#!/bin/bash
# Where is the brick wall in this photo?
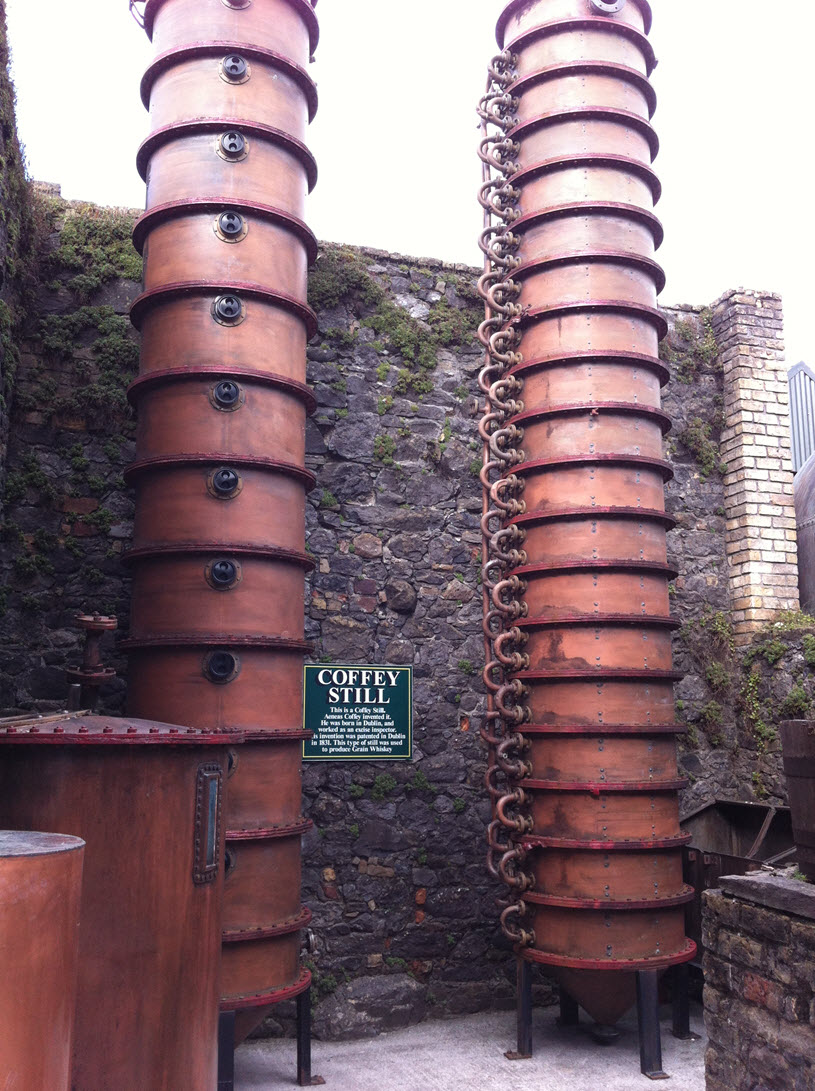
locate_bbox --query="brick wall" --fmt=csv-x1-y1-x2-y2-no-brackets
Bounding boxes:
703,873,815,1091
714,290,799,643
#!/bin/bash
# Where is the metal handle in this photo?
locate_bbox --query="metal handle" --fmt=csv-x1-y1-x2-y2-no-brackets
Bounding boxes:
128,0,146,27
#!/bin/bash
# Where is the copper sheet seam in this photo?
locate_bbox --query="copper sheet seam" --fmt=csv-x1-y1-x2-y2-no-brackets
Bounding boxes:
477,47,537,947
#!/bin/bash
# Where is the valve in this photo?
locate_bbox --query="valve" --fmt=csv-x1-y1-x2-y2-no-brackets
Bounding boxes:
213,294,244,324
219,130,247,160
204,650,241,685
222,54,248,81
210,379,243,411
216,210,246,241
208,467,242,498
206,558,240,590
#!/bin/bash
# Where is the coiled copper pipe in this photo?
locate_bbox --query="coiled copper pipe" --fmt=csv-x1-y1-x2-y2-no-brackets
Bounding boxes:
479,0,694,1028
128,0,318,1043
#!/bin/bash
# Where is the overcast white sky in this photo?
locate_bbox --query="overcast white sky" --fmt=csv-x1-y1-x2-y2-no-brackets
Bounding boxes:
5,1,813,364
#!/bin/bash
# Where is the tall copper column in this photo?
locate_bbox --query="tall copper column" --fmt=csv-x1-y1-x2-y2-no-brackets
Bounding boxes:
479,0,694,1027
128,0,319,1041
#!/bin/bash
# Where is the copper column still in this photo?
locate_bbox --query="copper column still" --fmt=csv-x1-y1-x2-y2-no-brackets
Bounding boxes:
478,0,695,1033
127,0,319,1043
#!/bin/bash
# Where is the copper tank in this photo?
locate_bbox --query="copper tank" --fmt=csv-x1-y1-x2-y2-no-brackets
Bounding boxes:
0,830,84,1091
478,0,694,1027
129,0,319,1043
0,716,231,1090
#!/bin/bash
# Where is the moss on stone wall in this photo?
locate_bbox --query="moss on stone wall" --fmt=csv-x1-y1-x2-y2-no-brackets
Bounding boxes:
0,2,43,481
42,200,143,300
309,245,479,397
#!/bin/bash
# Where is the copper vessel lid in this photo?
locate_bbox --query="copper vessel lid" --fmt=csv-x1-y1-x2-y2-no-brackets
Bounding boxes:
0,713,242,746
0,830,86,856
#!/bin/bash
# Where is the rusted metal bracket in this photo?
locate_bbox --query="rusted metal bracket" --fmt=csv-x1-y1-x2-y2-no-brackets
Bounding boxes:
297,988,325,1086
636,971,668,1080
505,959,533,1060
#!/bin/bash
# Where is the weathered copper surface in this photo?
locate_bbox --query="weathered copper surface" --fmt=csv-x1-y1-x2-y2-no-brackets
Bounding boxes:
143,0,319,68
0,831,84,1091
479,0,692,1024
132,376,308,465
128,555,307,640
132,0,318,1038
126,645,307,733
140,213,310,297
142,130,314,213
144,53,313,135
0,722,230,1090
137,295,310,381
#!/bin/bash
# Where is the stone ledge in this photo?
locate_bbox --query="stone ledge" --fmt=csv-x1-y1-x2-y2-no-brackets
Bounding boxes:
717,872,815,922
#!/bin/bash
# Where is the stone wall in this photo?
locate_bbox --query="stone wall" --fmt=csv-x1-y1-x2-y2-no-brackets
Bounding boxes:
0,2,39,501
0,192,140,710
704,873,815,1091
0,194,810,1034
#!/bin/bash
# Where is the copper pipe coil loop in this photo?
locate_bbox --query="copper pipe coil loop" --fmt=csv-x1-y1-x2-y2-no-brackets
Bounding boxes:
498,847,534,891
500,902,535,947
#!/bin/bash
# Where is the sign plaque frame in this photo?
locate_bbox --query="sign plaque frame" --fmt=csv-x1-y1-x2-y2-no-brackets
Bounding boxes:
302,664,413,761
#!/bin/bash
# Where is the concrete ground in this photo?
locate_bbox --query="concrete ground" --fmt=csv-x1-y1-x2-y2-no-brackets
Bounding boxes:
235,1003,706,1090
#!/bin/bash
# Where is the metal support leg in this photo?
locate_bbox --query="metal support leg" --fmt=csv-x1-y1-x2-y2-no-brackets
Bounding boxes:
505,957,533,1060
297,987,325,1086
636,970,668,1080
557,985,579,1027
671,962,695,1041
217,1011,235,1091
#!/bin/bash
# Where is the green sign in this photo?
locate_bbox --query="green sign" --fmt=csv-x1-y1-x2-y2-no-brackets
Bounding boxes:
303,664,413,761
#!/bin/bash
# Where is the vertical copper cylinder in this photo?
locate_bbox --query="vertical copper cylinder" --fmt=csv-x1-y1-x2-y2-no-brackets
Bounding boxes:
131,0,319,1038
486,0,693,1025
0,831,84,1091
0,718,230,1090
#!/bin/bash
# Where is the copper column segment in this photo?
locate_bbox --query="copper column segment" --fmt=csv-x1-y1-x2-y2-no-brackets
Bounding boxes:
0,831,84,1091
0,719,231,1091
128,0,319,1040
479,0,694,1027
